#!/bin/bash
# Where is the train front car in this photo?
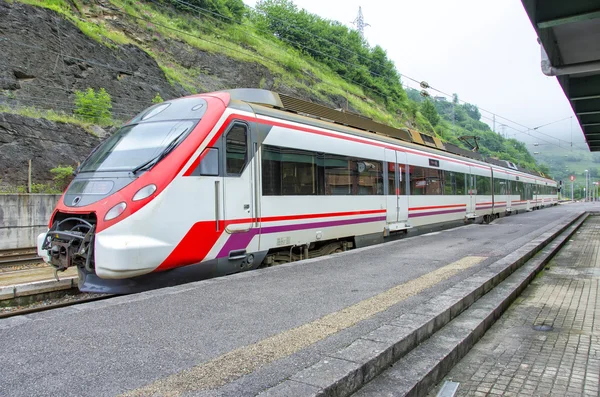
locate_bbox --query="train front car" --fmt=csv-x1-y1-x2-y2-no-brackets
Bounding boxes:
37,93,229,293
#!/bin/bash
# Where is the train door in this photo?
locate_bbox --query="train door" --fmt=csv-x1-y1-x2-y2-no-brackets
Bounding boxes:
221,121,259,267
397,152,408,224
466,167,476,216
384,149,397,224
490,168,495,214
384,149,408,232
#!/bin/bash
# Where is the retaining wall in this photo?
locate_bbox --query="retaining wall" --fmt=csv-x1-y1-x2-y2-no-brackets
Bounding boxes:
0,194,60,250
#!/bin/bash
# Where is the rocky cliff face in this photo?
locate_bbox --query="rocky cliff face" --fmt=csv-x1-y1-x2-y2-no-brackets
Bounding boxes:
0,0,183,118
0,0,292,187
0,112,101,188
0,0,356,188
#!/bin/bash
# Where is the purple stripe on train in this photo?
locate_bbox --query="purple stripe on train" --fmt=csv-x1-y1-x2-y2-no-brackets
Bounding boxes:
216,215,387,258
408,208,465,218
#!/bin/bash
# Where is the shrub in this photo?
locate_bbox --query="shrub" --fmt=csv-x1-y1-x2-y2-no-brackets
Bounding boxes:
152,93,164,104
74,87,112,125
50,165,74,191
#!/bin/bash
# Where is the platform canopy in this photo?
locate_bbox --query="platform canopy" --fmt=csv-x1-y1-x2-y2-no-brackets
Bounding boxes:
522,0,600,151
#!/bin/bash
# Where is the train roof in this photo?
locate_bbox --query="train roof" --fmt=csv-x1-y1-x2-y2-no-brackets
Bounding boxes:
221,89,555,184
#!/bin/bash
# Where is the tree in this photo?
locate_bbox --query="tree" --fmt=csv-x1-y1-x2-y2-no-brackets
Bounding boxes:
463,103,481,121
74,87,112,125
420,99,440,127
406,101,418,124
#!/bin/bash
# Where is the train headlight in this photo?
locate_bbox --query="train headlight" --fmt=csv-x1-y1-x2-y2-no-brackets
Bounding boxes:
105,202,127,221
133,184,157,201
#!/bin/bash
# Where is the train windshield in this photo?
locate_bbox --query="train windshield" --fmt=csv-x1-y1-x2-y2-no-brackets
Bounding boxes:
79,120,196,173
78,97,208,173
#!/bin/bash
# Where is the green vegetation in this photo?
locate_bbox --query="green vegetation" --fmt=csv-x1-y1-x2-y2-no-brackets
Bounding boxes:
158,0,246,23
18,0,131,47
535,147,600,198
50,165,74,191
250,0,407,112
9,0,548,176
74,87,112,125
0,165,73,194
152,93,164,104
0,104,96,132
420,100,440,128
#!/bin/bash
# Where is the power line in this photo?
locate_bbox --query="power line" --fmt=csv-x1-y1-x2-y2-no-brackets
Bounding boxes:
478,113,564,150
115,1,589,149
3,0,578,157
150,0,403,98
107,2,397,105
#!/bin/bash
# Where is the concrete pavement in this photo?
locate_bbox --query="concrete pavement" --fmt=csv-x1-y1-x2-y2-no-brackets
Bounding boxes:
0,203,592,397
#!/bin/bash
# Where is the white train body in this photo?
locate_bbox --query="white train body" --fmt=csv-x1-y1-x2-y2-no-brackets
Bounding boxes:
37,90,558,293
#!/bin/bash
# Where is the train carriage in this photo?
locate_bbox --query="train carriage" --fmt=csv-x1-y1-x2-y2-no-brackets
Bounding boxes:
37,89,558,293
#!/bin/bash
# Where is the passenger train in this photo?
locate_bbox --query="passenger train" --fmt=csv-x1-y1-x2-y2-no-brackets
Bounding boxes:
37,89,559,293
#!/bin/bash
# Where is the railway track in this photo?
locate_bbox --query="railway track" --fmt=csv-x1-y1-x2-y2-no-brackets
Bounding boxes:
0,290,114,319
0,247,42,269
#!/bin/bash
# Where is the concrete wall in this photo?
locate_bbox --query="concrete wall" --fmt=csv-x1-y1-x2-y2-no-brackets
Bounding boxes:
0,194,61,250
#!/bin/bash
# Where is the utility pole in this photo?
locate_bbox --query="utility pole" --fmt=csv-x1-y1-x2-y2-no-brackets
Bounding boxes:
493,114,496,133
352,7,370,38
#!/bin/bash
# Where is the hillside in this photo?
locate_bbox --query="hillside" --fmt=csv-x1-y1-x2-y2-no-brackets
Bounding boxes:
0,0,548,191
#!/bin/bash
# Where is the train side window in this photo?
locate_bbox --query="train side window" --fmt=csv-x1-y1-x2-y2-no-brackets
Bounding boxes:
325,154,351,195
387,162,396,195
494,178,506,195
398,164,405,195
444,171,455,195
281,148,320,195
476,175,491,195
356,160,383,195
225,123,248,175
455,172,466,195
261,145,322,196
198,148,219,176
410,166,442,195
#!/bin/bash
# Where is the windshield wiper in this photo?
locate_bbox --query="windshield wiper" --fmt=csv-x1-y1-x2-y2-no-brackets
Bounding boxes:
131,128,189,175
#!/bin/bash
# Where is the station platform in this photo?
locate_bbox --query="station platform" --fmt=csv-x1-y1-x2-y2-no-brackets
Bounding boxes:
427,211,600,397
0,203,594,397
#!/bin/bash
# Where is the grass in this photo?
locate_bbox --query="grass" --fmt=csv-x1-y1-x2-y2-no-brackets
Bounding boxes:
0,183,62,194
13,0,403,129
0,104,116,135
18,0,131,48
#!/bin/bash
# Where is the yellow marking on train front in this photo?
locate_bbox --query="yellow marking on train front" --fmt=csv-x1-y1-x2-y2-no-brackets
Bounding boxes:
123,256,486,397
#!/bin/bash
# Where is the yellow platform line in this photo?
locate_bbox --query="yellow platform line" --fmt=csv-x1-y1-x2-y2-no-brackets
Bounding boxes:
123,255,486,397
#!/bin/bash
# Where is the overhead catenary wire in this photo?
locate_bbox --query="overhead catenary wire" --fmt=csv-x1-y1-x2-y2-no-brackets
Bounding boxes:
166,0,403,91
106,1,399,103
147,0,575,151
1,1,579,155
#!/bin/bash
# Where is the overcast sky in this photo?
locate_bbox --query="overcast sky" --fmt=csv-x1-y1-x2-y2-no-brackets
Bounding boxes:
242,0,587,151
